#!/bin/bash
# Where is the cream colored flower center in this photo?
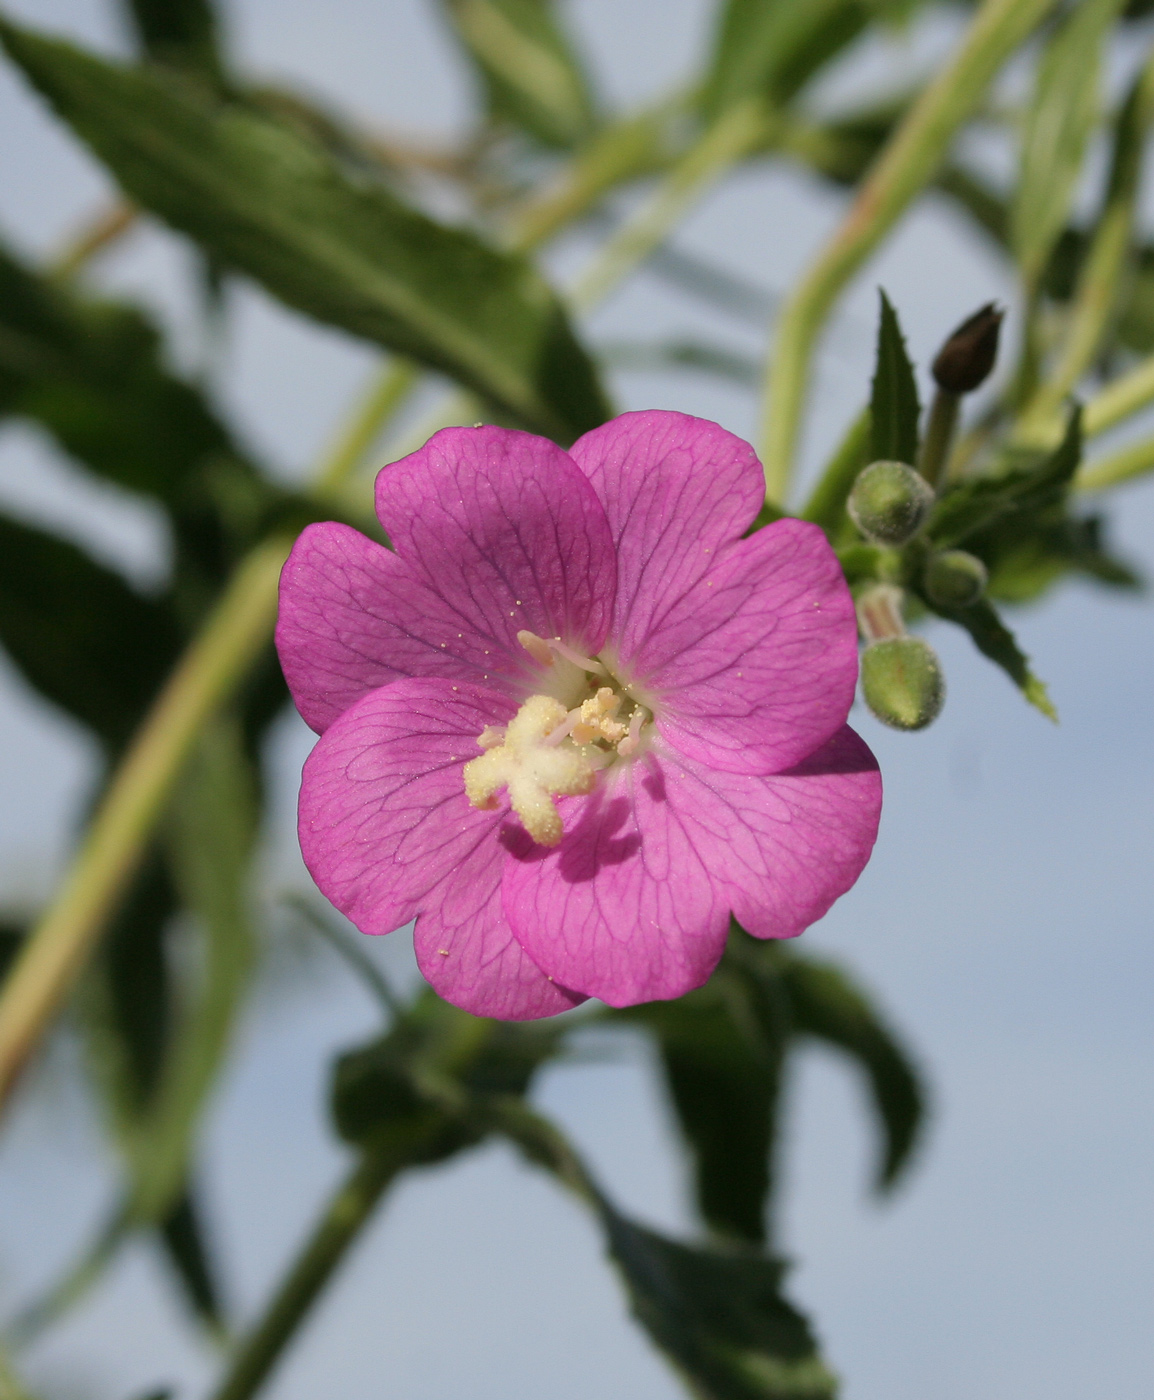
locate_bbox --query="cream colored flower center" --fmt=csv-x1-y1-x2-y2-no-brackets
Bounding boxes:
461,630,651,846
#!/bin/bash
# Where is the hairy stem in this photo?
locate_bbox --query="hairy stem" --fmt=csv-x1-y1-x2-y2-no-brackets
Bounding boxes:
758,0,1055,504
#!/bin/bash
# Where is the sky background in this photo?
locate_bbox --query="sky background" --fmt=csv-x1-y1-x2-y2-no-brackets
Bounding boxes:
0,2,1152,1398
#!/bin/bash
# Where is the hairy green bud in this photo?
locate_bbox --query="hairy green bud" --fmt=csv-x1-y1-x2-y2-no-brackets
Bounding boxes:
848,460,934,546
924,550,988,607
861,637,945,731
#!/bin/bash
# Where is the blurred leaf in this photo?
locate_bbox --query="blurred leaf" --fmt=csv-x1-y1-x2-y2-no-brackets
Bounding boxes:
0,515,180,750
967,506,1141,603
439,0,597,148
870,290,920,467
0,19,609,443
331,990,562,1156
779,955,923,1192
616,971,786,1244
701,0,874,118
929,408,1082,549
0,234,257,509
494,1100,837,1400
600,337,760,386
926,593,1057,719
1011,0,1126,289
123,0,224,81
802,407,871,536
159,1184,226,1331
0,922,23,981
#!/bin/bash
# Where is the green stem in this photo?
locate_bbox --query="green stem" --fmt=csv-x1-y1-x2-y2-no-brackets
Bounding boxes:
799,407,871,531
0,359,413,1119
758,0,1055,504
1083,352,1154,438
567,98,773,313
313,359,420,495
1076,432,1154,491
917,389,960,487
209,1148,400,1400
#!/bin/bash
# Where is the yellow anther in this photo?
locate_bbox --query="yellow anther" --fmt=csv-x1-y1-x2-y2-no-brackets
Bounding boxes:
463,695,594,846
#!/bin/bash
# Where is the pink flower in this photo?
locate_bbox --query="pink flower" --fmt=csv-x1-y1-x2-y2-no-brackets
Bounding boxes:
276,411,881,1020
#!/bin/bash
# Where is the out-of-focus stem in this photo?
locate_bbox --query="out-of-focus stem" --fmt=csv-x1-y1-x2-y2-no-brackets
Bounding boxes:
917,389,960,487
209,1147,402,1400
1083,352,1154,438
1076,433,1154,491
49,201,137,279
759,0,1055,505
0,358,413,1118
800,407,870,531
567,98,773,313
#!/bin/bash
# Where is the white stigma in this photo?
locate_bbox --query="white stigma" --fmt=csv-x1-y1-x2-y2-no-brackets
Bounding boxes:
463,695,595,847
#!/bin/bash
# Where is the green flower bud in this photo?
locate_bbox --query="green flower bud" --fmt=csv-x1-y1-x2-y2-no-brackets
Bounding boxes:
861,637,945,731
924,549,988,608
847,460,934,546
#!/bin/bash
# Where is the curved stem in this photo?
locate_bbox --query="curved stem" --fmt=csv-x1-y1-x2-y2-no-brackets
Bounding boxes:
758,0,1055,505
0,358,415,1119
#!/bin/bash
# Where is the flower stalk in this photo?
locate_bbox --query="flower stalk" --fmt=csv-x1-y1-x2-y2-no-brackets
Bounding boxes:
759,0,1055,504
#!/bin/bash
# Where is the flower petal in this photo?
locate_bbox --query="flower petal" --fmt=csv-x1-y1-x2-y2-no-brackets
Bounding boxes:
645,518,859,774
502,726,881,1007
661,726,883,940
299,676,581,1019
568,411,764,662
501,752,731,1007
376,423,617,663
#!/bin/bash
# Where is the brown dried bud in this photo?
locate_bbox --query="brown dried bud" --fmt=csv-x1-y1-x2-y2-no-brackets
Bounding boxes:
932,303,1004,394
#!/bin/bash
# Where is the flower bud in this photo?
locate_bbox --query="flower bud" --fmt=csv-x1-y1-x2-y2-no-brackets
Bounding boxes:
847,460,934,546
861,637,945,731
924,549,988,608
932,303,1003,394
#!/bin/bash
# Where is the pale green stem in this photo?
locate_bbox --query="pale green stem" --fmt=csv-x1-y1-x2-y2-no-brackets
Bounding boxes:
917,389,960,487
567,98,773,314
758,0,1055,505
1075,433,1154,491
0,359,414,1118
313,359,420,495
1083,352,1154,438
209,1146,402,1400
1017,45,1154,443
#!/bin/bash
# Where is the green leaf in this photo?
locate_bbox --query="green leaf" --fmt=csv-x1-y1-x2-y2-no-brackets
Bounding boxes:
701,0,871,118
928,408,1082,549
616,972,785,1244
0,234,258,509
870,290,920,467
603,1211,837,1400
0,514,181,750
493,1100,837,1400
122,0,224,81
801,406,871,536
159,1185,226,1331
439,0,597,148
1010,0,1127,289
924,593,1057,719
779,955,923,1192
0,19,609,444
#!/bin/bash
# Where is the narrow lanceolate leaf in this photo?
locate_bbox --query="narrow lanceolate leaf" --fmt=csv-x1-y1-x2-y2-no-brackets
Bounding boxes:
929,408,1082,548
780,956,923,1192
870,290,920,467
701,0,871,118
0,235,258,507
122,0,225,80
1010,0,1128,289
0,515,180,750
0,20,609,443
439,0,597,148
925,594,1057,720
